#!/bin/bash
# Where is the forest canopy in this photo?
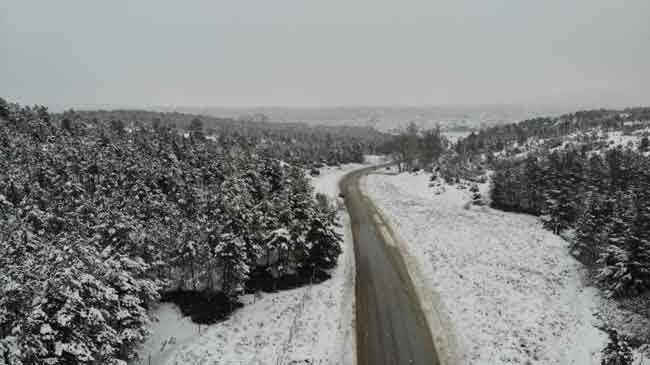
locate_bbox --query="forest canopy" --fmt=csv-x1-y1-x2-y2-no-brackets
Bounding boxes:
0,98,381,364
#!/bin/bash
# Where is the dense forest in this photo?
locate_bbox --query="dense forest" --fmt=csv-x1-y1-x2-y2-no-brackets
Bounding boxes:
0,98,381,364
70,109,390,168
490,148,650,296
448,108,650,299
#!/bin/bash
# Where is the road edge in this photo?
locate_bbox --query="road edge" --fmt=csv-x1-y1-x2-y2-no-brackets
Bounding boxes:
360,174,464,365
340,207,358,365
334,166,366,365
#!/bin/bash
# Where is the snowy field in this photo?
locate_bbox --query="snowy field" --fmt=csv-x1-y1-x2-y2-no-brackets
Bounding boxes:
364,168,609,364
133,160,378,365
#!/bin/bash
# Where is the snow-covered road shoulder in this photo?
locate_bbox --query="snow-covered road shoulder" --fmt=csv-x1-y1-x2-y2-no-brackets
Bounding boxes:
364,169,608,364
360,177,462,365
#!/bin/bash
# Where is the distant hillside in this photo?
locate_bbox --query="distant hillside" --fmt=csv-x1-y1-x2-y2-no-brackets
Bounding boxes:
40,106,390,168
152,105,571,132
69,109,388,141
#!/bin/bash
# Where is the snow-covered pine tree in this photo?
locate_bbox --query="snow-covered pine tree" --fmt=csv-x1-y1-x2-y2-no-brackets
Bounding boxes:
305,203,343,277
541,187,572,234
215,232,249,301
489,169,509,210
572,193,615,264
523,154,544,214
586,153,609,194
598,192,650,297
264,228,292,285
286,166,316,272
541,159,578,235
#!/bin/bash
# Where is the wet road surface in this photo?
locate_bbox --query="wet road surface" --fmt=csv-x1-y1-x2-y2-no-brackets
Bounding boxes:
340,166,440,365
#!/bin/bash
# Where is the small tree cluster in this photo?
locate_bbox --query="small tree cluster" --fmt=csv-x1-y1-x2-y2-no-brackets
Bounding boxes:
381,122,447,172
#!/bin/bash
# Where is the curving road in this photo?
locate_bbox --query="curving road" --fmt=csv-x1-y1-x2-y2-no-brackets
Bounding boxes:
340,166,440,365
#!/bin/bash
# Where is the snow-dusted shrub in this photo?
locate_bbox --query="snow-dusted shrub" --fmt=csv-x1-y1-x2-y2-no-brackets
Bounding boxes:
601,329,634,365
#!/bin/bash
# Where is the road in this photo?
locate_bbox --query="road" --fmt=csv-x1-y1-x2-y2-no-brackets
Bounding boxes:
340,166,440,365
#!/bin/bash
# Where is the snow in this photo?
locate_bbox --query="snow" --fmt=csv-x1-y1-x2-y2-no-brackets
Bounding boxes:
310,164,364,199
444,131,472,142
633,347,650,364
135,160,378,365
606,131,640,148
309,155,385,199
131,303,200,365
364,168,608,364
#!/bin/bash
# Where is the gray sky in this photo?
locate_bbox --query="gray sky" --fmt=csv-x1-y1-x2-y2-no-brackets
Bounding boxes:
1,0,649,109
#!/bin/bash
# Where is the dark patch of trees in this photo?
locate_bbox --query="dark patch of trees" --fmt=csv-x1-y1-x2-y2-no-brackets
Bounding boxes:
381,122,447,172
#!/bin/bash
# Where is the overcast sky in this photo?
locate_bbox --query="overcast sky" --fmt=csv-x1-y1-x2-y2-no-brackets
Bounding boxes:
1,0,649,109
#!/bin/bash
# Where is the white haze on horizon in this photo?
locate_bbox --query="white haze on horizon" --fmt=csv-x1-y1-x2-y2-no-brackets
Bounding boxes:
2,0,649,109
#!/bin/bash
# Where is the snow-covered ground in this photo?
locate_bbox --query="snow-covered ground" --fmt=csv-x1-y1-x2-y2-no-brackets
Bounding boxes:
444,130,472,143
132,303,201,365
364,168,609,364
133,159,380,365
605,130,646,149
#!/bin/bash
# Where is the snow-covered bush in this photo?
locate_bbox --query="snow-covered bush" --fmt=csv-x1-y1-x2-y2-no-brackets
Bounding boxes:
601,329,634,365
469,184,483,206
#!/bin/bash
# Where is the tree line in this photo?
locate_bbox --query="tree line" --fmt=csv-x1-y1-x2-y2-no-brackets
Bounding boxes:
454,107,650,158
490,146,650,297
451,106,650,299
0,98,352,364
380,122,447,172
70,109,389,168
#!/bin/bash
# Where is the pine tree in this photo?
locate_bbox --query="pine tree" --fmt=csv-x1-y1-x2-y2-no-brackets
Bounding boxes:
572,193,615,264
264,228,292,282
490,169,509,210
523,155,544,214
0,97,9,120
215,233,249,300
598,193,650,297
305,207,343,276
541,160,578,235
586,153,609,195
541,187,573,234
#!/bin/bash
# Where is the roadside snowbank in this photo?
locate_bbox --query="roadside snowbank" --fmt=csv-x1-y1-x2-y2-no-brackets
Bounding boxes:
364,168,608,364
135,161,370,365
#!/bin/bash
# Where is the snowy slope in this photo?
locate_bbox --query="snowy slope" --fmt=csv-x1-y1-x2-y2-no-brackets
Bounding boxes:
134,161,371,365
364,168,608,364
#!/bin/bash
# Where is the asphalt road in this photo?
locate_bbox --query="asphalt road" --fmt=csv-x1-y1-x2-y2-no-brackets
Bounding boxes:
340,166,440,365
